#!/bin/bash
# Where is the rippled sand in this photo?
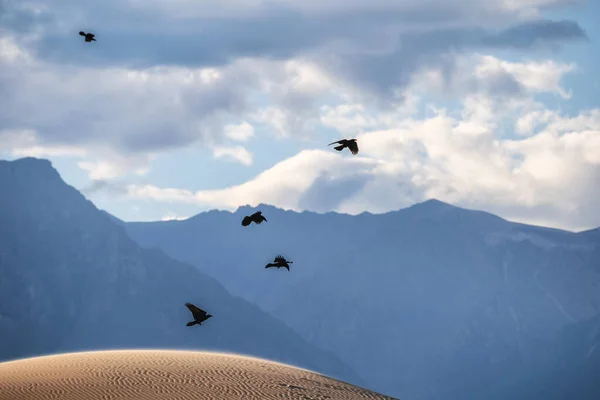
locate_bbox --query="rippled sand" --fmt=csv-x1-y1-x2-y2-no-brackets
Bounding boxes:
0,350,398,400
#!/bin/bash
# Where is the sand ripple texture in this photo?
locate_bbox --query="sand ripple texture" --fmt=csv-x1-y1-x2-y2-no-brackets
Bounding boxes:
0,350,398,400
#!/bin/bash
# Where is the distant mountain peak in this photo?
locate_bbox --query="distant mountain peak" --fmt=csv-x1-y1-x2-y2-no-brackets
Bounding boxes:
404,198,458,215
414,198,456,209
0,157,62,182
234,203,287,214
2,156,53,168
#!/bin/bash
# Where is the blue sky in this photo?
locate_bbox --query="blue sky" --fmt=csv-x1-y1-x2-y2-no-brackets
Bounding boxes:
1,0,599,231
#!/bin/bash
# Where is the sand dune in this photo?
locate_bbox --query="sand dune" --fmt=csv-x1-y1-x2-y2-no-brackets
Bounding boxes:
0,350,398,400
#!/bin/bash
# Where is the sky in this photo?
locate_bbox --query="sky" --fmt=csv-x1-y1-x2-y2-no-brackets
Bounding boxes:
1,0,599,231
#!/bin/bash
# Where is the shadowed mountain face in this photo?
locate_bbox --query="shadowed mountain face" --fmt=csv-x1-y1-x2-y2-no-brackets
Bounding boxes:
479,312,600,400
124,200,600,399
0,158,366,390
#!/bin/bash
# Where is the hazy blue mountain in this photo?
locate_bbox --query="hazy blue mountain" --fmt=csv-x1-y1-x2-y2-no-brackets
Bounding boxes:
124,199,600,399
480,311,600,400
0,157,367,391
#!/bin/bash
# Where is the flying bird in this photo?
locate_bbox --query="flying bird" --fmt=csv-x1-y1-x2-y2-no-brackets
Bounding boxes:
265,255,293,271
79,31,96,42
184,302,213,326
242,211,268,226
328,138,359,155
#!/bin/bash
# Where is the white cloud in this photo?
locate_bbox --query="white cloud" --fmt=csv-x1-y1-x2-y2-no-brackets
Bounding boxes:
475,56,576,98
161,211,188,221
0,37,347,179
121,54,600,231
0,0,594,231
212,145,253,166
77,152,154,180
127,185,197,204
224,122,255,142
515,110,557,135
0,37,32,63
411,54,575,100
0,129,88,158
131,0,575,22
127,149,378,210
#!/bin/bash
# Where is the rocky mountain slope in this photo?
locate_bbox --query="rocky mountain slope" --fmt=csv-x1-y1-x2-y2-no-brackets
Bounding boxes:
125,199,600,399
0,157,365,390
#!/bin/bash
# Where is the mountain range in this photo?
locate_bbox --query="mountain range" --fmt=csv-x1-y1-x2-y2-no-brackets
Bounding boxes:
0,157,364,390
124,193,600,399
2,156,600,400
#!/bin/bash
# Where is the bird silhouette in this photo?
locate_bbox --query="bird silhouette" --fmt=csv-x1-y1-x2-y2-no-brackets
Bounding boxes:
184,303,213,326
79,31,96,42
242,211,268,226
265,255,293,271
328,138,359,155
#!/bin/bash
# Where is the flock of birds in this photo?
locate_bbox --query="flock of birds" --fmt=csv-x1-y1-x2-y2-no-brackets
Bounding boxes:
79,30,360,328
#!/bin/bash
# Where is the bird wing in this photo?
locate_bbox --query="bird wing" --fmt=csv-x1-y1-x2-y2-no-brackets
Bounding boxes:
327,139,345,146
79,31,86,36
348,140,359,155
274,255,285,263
241,216,252,226
185,303,207,319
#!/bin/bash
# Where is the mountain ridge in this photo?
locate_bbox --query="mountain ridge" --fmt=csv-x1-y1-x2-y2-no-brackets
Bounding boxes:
123,184,600,399
120,198,597,235
0,157,366,389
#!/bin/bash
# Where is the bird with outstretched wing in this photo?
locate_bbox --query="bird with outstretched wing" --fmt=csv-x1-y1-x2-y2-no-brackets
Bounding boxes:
185,302,213,326
241,210,267,226
328,138,359,155
265,255,293,271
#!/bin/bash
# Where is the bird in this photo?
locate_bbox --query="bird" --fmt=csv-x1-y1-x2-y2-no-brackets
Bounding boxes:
265,255,293,271
184,302,213,326
79,31,96,42
241,211,267,226
328,138,359,155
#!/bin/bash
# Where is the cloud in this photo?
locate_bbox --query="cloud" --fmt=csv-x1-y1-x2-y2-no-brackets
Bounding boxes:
2,1,587,94
297,170,373,212
78,158,150,180
224,122,255,142
0,1,588,180
80,179,129,197
0,129,88,157
0,42,261,154
1,0,595,230
0,37,339,179
161,211,188,221
126,149,380,209
212,145,253,166
121,54,600,231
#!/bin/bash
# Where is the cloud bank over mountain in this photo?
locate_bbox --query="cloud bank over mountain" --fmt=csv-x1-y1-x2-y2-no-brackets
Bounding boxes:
0,0,598,230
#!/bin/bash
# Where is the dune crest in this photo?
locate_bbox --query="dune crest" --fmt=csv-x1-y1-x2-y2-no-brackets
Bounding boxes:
0,350,398,399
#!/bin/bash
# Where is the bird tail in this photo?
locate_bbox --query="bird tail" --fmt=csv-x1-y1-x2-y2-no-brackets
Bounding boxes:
186,321,198,327
334,145,344,151
241,217,252,226
92,38,97,41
